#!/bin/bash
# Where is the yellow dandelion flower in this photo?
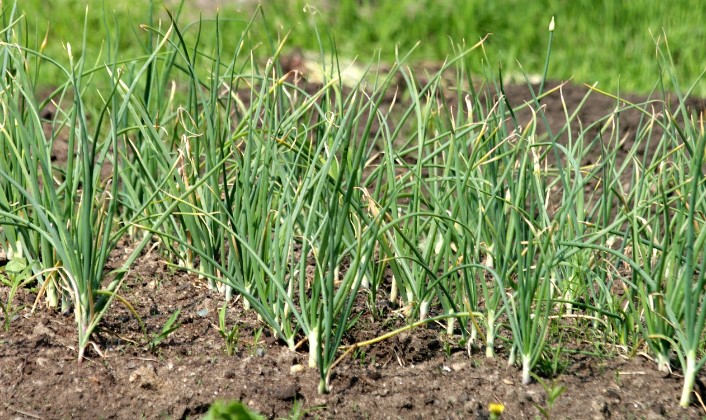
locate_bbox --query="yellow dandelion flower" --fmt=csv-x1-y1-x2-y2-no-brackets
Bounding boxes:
489,402,505,419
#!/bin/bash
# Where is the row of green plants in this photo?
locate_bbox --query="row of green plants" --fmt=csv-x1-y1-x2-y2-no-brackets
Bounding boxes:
1,3,706,407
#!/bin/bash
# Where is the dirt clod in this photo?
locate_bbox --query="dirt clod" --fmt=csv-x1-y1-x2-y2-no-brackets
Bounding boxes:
270,381,301,401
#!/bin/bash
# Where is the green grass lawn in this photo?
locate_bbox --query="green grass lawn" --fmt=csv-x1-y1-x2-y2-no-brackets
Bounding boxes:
15,0,706,95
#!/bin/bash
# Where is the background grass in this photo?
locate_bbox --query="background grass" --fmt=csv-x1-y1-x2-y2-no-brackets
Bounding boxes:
17,0,706,95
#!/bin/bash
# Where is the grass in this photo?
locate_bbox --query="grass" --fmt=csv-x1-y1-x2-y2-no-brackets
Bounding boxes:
16,0,706,95
2,0,706,410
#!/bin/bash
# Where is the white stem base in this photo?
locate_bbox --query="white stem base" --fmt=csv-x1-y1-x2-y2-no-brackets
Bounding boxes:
486,310,495,358
389,276,398,303
522,354,532,385
419,300,429,321
680,353,696,408
46,279,59,309
655,352,671,373
308,328,319,368
469,324,477,346
508,346,516,367
318,378,328,394
446,311,455,335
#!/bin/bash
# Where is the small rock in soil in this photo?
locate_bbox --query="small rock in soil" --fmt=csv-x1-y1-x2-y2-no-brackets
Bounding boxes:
289,364,305,375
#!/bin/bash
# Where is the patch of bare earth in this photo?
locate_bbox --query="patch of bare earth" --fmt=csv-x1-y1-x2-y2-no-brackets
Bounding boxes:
0,249,702,419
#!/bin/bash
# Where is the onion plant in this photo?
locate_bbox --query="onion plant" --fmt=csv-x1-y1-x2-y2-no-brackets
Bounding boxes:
492,113,554,385
130,13,404,394
0,3,61,309
0,5,186,361
653,52,706,406
0,10,127,359
671,114,706,407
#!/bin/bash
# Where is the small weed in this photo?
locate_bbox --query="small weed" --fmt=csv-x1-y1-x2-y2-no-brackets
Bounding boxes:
353,348,368,365
442,336,454,358
280,400,304,420
531,373,567,420
218,302,240,356
534,343,570,378
0,257,32,331
250,327,264,356
203,400,264,420
146,309,181,353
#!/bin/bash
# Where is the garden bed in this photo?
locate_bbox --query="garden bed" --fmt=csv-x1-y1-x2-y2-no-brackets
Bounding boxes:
2,80,705,419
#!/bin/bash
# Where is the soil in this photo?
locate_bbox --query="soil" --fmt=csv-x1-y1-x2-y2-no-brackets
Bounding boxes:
1,243,704,420
2,78,706,419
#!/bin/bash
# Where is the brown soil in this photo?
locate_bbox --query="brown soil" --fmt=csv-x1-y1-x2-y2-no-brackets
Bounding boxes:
1,249,703,419
2,81,706,419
